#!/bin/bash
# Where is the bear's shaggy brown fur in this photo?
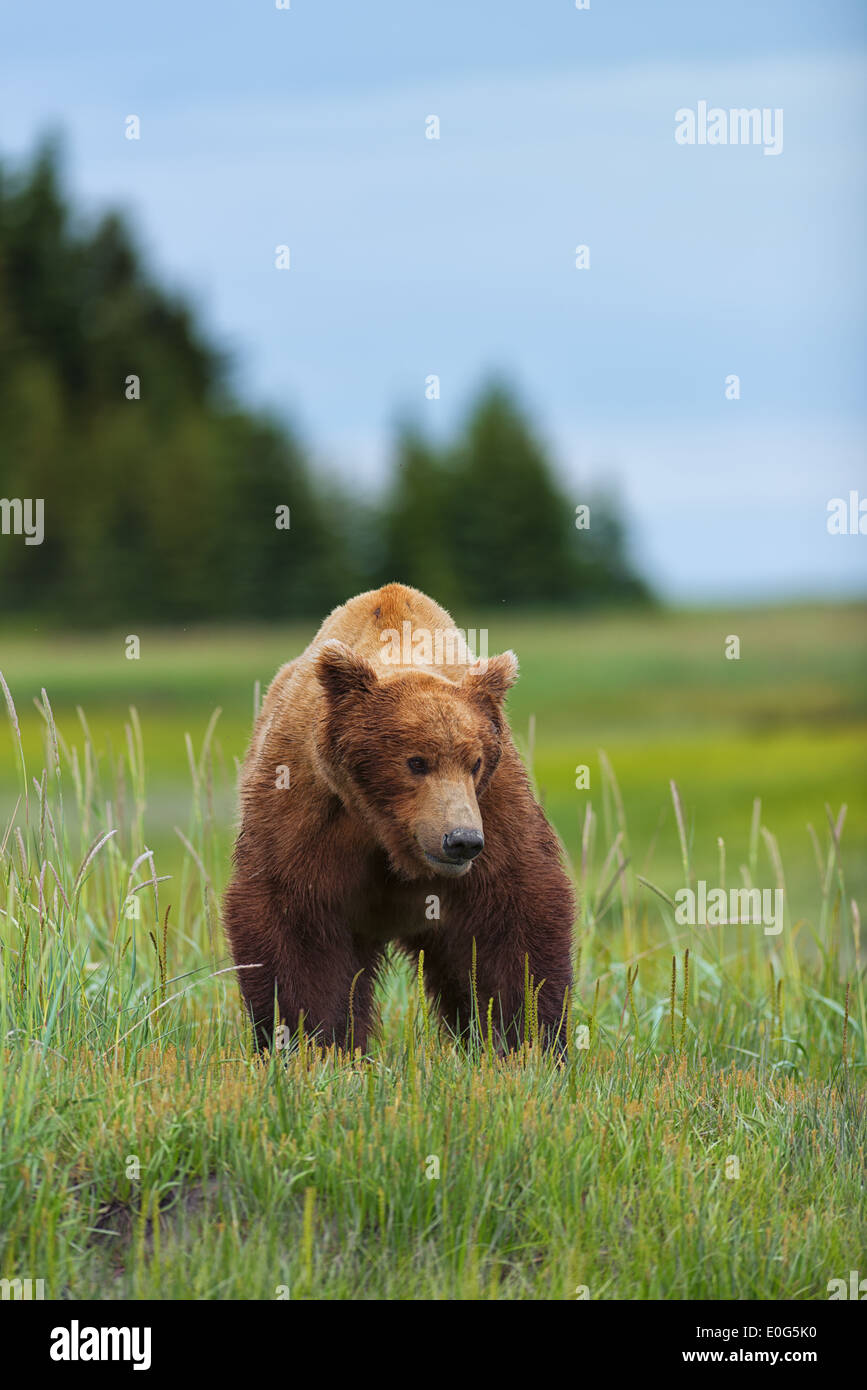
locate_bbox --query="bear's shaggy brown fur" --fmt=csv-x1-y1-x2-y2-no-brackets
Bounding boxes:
224,583,574,1054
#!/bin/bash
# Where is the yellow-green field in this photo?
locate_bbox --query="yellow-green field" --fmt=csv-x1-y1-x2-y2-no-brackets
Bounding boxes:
2,603,865,901
0,603,864,1299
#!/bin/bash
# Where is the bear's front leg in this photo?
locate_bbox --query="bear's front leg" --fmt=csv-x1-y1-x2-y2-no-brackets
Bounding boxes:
407,851,574,1057
223,873,382,1053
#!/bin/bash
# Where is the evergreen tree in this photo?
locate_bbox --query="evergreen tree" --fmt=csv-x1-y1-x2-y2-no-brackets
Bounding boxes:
0,141,350,624
0,142,651,625
376,429,457,606
439,383,650,610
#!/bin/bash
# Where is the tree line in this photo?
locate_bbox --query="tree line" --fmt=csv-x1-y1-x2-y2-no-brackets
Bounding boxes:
0,143,652,626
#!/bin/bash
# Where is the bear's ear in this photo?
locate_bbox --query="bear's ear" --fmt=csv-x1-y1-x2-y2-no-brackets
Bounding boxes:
315,640,378,701
460,650,519,706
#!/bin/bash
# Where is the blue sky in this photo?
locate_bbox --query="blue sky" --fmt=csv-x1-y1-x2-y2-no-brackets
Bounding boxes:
3,0,866,600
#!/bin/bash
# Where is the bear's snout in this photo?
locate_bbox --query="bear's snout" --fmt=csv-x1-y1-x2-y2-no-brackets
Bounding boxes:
442,827,484,862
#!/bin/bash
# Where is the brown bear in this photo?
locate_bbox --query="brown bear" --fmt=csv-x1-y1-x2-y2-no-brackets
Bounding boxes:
224,583,574,1055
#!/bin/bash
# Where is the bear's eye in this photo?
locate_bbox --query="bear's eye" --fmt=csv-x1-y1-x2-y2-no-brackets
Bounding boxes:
472,757,482,776
407,756,428,775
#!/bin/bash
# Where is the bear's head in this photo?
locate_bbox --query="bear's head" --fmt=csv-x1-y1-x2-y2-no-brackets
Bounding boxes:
313,640,518,879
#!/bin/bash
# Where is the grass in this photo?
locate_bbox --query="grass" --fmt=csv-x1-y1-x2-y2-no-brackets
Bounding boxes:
0,602,864,1300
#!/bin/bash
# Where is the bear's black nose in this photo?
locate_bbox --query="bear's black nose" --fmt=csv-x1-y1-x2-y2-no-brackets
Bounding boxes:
442,828,484,862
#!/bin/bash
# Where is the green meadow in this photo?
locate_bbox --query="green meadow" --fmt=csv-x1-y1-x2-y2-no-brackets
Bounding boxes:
2,602,865,901
0,602,864,1299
